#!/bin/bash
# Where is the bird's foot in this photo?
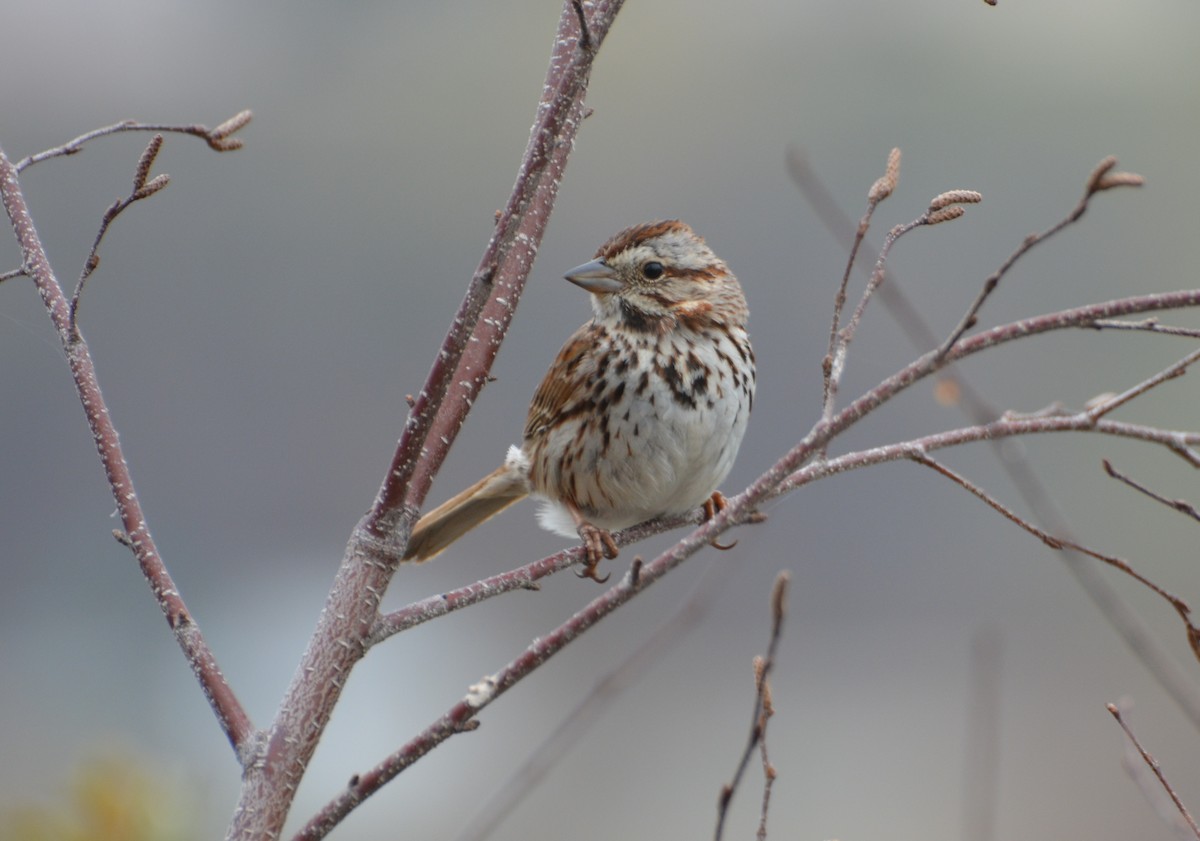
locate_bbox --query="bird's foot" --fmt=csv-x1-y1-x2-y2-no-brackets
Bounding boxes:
702,491,737,551
576,522,618,582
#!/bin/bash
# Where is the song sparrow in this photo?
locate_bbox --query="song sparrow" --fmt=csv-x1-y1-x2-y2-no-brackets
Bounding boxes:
403,220,755,580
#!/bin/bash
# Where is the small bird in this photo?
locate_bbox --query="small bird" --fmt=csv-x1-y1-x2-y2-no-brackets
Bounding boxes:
403,220,755,581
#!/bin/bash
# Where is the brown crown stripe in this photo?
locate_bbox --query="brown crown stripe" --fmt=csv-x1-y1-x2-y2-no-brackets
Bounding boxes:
593,219,693,260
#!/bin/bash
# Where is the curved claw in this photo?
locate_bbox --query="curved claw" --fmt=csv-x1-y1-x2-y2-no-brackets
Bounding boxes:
710,536,738,551
576,521,618,584
576,562,611,584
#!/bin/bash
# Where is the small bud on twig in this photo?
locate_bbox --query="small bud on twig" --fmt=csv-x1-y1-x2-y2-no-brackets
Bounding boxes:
868,147,902,202
929,189,983,211
927,206,966,226
206,110,253,151
133,135,164,192
210,110,253,141
133,173,171,201
1085,156,1144,196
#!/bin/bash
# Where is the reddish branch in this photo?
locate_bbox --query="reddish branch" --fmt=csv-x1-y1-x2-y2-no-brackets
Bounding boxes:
0,135,255,757
1104,459,1200,524
12,111,251,171
911,454,1200,659
714,572,788,841
1108,703,1200,839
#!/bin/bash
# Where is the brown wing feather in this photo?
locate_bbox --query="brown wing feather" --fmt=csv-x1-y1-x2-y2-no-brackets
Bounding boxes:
523,323,599,444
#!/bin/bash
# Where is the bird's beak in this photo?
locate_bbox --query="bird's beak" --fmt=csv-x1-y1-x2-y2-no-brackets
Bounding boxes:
564,259,624,295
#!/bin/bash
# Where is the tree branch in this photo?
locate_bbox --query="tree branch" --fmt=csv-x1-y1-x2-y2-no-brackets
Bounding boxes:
910,454,1200,660
1103,459,1200,524
0,141,255,759
13,111,252,171
933,156,1143,361
70,134,171,333
1108,703,1200,840
714,572,789,841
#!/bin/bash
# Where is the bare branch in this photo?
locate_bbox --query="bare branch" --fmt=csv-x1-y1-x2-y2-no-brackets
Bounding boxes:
0,266,26,283
827,187,981,423
1108,703,1200,840
14,111,252,170
0,145,254,758
910,453,1200,662
368,511,695,645
934,156,1144,361
821,147,899,427
1085,345,1200,421
1104,460,1200,524
1092,318,1200,339
70,135,171,332
715,571,789,841
781,418,1199,497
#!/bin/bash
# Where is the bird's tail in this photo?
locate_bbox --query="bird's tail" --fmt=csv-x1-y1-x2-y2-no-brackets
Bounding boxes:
403,447,531,562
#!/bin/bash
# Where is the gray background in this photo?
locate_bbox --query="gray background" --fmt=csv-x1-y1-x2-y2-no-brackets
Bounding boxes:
2,0,1199,838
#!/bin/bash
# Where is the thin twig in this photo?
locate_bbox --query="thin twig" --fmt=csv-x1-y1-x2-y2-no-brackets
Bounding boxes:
714,571,789,841
781,418,1200,495
826,217,921,393
821,147,899,421
1108,703,1200,840
1086,345,1200,421
1092,318,1200,340
754,658,777,841
0,266,25,282
13,111,252,171
1104,460,1200,524
828,189,980,416
70,134,171,333
933,156,1143,361
910,453,1200,662
0,144,254,758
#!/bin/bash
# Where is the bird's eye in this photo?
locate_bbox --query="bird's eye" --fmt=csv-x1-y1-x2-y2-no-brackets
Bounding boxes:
642,261,664,280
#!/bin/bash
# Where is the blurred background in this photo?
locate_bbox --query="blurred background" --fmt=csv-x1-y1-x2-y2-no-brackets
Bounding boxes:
2,0,1199,838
